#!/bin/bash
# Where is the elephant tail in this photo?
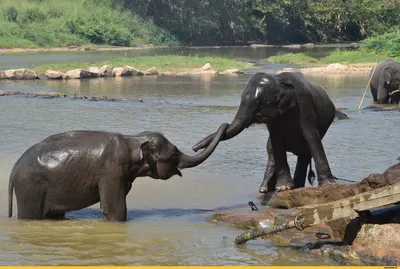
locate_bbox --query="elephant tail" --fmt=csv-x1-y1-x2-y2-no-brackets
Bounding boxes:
307,160,316,186
8,180,13,218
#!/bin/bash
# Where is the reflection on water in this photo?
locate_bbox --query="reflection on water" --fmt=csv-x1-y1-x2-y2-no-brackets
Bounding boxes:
0,67,398,265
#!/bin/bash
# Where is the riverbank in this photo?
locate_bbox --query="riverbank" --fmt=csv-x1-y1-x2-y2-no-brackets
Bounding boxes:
210,163,400,266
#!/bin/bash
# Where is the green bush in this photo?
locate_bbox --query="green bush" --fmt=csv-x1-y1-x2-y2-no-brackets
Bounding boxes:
362,29,400,57
4,6,18,22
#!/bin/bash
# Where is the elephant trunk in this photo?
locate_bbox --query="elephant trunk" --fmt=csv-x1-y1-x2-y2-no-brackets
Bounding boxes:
178,123,229,169
192,109,251,152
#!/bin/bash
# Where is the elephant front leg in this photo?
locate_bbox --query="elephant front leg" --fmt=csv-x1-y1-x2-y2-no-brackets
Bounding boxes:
299,108,336,186
98,177,128,221
270,132,294,191
259,137,277,193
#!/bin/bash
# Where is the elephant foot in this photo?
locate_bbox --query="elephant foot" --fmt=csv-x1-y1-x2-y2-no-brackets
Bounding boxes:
318,177,336,186
275,179,294,192
259,186,268,193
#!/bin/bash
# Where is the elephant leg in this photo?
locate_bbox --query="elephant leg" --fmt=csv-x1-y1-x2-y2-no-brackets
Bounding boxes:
270,132,293,192
299,110,336,186
259,137,277,193
292,154,310,188
15,180,47,219
45,211,66,220
98,175,128,222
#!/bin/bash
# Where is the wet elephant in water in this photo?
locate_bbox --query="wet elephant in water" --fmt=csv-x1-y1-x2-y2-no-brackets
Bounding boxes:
193,72,341,192
370,60,400,104
8,124,228,221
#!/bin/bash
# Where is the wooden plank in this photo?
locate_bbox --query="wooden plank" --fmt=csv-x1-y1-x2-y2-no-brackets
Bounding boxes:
298,183,400,227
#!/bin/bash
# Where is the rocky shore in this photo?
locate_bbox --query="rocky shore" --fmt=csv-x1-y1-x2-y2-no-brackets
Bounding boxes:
210,163,400,266
0,61,376,82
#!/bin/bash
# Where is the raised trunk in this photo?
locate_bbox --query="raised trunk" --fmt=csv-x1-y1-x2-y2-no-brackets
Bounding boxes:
192,111,250,152
178,123,229,169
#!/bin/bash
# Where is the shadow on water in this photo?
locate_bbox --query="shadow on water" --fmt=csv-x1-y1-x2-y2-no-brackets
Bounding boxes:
63,204,246,221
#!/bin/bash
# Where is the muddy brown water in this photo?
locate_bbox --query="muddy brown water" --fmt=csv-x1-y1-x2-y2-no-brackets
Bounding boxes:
0,50,399,265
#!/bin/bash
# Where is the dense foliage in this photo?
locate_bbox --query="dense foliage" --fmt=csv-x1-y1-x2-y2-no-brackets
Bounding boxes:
0,0,399,48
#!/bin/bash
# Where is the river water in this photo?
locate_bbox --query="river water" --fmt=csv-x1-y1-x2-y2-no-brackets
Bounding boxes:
0,47,399,265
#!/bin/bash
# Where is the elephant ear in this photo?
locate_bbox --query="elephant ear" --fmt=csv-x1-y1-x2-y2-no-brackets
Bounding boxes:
276,76,297,115
140,141,158,174
383,67,392,84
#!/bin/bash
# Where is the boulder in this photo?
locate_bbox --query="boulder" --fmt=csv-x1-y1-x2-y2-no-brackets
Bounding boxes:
2,69,38,79
64,69,97,79
112,67,133,77
124,66,139,74
326,63,349,71
15,69,38,79
5,90,21,96
88,66,99,76
99,65,113,77
45,70,65,79
200,63,213,71
0,90,5,96
146,67,159,75
352,224,400,265
0,70,6,79
219,69,244,75
264,163,400,209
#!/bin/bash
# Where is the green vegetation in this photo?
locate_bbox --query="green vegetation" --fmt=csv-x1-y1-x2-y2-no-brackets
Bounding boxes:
0,0,399,48
0,0,179,48
31,55,252,73
267,29,400,65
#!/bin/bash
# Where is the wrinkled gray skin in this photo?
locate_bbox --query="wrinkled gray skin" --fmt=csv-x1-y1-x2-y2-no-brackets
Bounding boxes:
193,72,337,192
9,124,228,221
370,60,400,104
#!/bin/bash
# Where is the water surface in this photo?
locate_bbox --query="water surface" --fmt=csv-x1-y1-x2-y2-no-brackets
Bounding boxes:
0,51,398,266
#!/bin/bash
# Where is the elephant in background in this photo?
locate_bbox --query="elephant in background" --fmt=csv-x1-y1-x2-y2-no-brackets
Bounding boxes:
193,72,340,193
9,124,228,221
370,60,400,104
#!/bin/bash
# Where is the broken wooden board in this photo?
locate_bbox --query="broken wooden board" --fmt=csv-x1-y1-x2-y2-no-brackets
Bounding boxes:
235,182,400,244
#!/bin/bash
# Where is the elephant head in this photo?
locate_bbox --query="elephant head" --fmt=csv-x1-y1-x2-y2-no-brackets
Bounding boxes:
192,72,298,152
378,61,400,104
136,123,228,179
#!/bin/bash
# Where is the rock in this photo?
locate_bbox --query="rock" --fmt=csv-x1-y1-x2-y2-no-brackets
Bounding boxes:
0,90,5,96
352,224,400,265
0,70,6,79
64,69,97,79
265,163,400,209
2,69,38,79
45,70,65,79
219,69,244,75
200,63,213,71
326,63,349,71
5,90,21,96
4,70,16,79
88,66,99,76
99,65,113,77
112,67,133,77
15,69,38,79
146,67,158,75
124,66,139,74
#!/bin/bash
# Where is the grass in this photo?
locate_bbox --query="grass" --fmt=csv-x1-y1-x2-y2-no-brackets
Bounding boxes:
266,53,319,65
0,0,179,48
31,55,252,73
267,49,399,66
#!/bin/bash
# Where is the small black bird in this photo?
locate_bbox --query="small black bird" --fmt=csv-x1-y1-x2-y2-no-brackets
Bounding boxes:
248,201,258,211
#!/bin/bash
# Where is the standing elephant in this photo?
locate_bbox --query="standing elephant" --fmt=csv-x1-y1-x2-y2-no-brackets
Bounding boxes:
370,60,400,104
9,124,228,221
192,72,339,193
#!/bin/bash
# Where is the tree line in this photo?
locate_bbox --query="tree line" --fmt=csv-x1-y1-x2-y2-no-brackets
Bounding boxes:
118,0,399,45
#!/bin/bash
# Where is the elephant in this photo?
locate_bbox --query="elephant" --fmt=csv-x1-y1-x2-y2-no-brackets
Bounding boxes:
8,124,228,221
192,72,339,193
370,60,400,104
